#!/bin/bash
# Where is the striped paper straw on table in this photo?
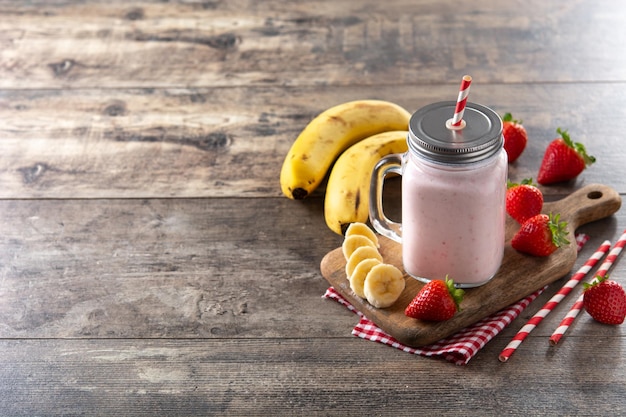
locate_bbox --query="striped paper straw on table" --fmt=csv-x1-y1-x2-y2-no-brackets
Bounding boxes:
449,75,472,127
549,229,626,346
498,240,611,362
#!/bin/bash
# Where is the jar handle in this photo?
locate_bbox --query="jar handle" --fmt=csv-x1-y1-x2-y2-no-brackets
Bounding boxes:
369,153,404,243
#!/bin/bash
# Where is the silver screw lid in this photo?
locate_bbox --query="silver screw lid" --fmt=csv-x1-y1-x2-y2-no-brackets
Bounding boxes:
408,101,503,164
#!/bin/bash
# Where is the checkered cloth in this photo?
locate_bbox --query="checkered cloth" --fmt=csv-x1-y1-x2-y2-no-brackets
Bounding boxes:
323,233,589,365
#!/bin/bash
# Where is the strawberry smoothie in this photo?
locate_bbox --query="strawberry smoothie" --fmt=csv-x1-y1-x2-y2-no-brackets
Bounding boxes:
401,149,507,286
370,101,506,287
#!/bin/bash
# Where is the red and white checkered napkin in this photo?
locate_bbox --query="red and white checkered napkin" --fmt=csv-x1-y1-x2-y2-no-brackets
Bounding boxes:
323,233,589,366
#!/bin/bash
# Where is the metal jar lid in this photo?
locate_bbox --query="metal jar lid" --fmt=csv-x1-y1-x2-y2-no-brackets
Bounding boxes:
408,101,503,164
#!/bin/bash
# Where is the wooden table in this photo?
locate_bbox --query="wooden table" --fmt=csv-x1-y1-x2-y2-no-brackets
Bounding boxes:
1,1,625,415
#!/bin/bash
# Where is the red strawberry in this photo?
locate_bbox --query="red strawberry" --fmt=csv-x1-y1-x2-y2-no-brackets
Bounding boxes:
502,113,528,163
506,178,544,224
511,213,569,257
583,275,626,325
405,276,464,322
537,128,595,185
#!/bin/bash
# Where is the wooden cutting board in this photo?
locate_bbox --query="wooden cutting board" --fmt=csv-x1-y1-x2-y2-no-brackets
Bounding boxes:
320,183,622,347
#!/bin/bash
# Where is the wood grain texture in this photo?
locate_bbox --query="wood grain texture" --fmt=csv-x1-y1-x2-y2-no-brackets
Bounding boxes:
0,1,625,88
0,195,623,342
0,197,351,338
0,83,625,198
0,337,625,416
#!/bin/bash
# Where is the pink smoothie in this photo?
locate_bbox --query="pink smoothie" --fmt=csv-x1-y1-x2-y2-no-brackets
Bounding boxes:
401,149,507,286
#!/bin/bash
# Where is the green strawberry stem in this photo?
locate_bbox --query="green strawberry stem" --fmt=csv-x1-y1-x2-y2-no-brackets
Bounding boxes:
502,112,523,124
507,178,535,189
556,128,596,166
548,213,570,248
583,274,609,290
445,275,465,311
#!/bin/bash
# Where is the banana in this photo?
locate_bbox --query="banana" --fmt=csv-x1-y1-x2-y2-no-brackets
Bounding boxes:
363,263,405,308
342,234,378,260
349,258,382,298
324,130,408,235
280,100,411,200
345,246,383,278
344,222,379,247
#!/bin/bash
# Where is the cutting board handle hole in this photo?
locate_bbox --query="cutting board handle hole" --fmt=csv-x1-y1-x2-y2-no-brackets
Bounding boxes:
587,191,603,200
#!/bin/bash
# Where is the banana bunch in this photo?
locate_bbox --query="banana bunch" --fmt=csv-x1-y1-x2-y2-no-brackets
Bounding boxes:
279,99,410,235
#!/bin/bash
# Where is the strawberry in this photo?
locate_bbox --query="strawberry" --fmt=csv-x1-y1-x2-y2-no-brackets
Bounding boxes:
511,213,569,257
537,128,595,185
502,113,528,163
583,275,626,325
506,178,544,224
404,276,464,322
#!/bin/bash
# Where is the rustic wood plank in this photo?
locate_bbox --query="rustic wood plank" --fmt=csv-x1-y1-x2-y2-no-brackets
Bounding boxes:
0,0,625,89
0,197,347,338
0,337,624,416
0,83,625,199
0,197,623,340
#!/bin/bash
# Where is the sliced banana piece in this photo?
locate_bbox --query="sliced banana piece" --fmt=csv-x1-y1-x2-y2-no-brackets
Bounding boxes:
349,258,382,298
344,222,379,248
363,264,405,308
345,246,383,278
342,234,378,260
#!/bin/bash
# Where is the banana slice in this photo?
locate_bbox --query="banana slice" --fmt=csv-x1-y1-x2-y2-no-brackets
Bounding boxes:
345,246,383,278
342,234,378,260
344,222,379,248
349,258,382,298
363,264,405,308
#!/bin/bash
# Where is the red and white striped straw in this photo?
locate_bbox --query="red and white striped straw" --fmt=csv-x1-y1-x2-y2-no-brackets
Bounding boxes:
498,240,611,362
549,229,626,346
450,75,472,127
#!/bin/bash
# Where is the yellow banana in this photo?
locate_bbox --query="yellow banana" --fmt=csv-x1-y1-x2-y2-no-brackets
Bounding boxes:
324,130,408,235
344,222,379,247
349,258,382,299
345,246,383,279
280,100,411,200
363,263,405,308
342,234,378,260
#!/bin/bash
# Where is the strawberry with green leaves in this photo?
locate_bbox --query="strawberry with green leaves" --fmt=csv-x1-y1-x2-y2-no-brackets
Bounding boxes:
405,276,464,322
511,213,569,257
502,113,528,163
583,275,626,325
537,128,595,185
506,178,543,224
